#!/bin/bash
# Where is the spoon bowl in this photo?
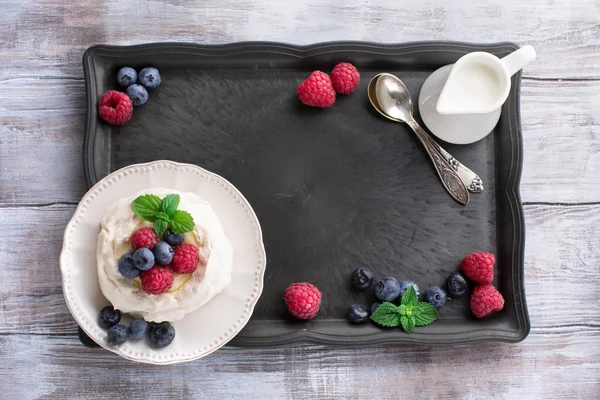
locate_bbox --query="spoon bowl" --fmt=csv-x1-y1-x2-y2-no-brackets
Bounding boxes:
368,74,394,120
368,73,413,122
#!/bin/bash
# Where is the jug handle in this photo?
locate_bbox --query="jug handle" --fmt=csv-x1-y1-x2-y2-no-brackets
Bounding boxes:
501,45,536,77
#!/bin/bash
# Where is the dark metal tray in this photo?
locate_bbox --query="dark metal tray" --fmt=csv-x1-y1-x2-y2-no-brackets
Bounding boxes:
82,42,528,346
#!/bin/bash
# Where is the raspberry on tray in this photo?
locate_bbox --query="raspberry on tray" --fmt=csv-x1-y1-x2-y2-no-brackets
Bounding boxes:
470,284,505,318
297,71,336,108
284,282,322,320
98,90,133,125
330,62,360,94
461,252,495,285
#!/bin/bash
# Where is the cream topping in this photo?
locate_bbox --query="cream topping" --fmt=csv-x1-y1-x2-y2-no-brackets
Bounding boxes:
97,188,233,321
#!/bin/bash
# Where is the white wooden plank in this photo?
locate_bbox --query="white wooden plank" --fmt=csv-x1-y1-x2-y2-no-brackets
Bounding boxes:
521,79,600,202
1,0,600,398
0,0,599,80
0,78,87,204
1,204,599,337
1,78,599,204
0,332,597,400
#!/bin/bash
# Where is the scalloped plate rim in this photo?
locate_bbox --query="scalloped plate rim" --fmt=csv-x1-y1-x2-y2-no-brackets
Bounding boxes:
60,160,266,364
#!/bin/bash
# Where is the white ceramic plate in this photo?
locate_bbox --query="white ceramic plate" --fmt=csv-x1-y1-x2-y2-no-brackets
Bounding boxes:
60,160,266,364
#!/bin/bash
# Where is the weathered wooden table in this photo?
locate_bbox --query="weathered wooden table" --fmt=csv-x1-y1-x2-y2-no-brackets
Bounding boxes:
1,1,599,398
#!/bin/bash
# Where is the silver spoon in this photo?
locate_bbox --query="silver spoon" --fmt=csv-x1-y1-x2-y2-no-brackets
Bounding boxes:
368,73,470,205
369,73,483,194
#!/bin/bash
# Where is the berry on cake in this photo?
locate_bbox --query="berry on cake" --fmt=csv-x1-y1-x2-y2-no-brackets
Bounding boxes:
96,189,234,346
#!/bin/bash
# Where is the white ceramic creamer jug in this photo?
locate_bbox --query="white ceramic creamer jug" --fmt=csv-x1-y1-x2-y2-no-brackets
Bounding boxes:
436,45,536,115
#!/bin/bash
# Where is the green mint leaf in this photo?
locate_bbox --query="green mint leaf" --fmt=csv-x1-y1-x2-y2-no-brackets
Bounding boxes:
400,315,415,334
401,285,418,306
160,194,180,217
413,302,440,326
399,304,407,316
370,302,402,327
131,194,161,222
155,211,171,222
154,218,169,237
169,210,195,234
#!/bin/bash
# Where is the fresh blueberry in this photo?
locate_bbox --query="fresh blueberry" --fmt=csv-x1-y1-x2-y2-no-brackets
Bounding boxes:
153,241,174,265
351,267,374,290
399,280,420,297
138,67,161,90
129,319,149,340
118,252,139,278
447,272,469,297
107,324,130,345
133,248,155,271
370,302,382,315
347,304,369,324
375,276,401,302
149,321,175,348
126,84,148,106
425,286,447,309
117,67,137,87
163,228,184,246
99,305,121,328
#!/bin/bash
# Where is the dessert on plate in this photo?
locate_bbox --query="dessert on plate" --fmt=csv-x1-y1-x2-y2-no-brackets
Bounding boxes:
97,188,233,323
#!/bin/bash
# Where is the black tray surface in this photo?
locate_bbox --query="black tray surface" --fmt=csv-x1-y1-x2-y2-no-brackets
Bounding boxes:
82,42,528,346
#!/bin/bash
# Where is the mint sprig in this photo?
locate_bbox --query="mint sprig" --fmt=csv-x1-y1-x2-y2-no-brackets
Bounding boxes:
131,194,195,236
400,315,416,334
368,302,402,327
370,286,439,334
160,194,180,215
131,194,162,221
154,218,169,237
413,302,439,327
401,284,418,306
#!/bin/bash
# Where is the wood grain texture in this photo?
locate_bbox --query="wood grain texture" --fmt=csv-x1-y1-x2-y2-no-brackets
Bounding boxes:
1,0,600,398
1,0,599,79
0,78,86,204
2,203,599,334
1,204,599,399
0,332,598,400
520,79,600,203
1,79,599,204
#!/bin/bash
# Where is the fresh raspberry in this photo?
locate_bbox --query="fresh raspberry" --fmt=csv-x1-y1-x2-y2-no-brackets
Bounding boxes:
330,62,360,94
140,265,174,294
461,252,495,284
284,282,322,320
171,244,200,274
130,228,159,250
98,90,133,125
297,71,336,108
470,284,504,318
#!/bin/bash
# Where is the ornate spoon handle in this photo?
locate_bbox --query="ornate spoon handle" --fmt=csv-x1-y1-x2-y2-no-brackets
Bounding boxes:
406,119,470,205
424,135,484,193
